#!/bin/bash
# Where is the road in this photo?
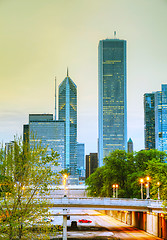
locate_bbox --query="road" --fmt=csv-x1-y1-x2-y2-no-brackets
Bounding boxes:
49,208,162,239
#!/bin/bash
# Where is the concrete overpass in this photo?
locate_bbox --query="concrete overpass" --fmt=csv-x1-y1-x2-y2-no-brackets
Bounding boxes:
42,196,165,213
40,196,166,240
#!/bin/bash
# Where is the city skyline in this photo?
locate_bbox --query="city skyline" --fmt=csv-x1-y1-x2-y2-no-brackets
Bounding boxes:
0,0,167,154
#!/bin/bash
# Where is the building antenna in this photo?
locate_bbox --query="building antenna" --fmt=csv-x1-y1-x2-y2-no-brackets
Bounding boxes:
67,67,69,77
114,31,117,39
55,76,57,120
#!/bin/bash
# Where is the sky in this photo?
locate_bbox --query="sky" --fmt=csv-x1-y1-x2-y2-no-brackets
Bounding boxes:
0,0,167,154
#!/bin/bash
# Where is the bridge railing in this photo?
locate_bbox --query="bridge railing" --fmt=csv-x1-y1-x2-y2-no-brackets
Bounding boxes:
46,197,164,209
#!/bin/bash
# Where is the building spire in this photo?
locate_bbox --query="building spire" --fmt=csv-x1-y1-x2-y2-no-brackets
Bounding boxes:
67,67,69,77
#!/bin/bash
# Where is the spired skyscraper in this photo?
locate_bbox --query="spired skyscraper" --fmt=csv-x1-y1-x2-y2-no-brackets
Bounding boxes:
98,34,127,166
58,69,78,180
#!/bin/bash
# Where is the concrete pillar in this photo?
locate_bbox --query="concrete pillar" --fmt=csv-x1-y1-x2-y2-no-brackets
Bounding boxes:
63,209,67,240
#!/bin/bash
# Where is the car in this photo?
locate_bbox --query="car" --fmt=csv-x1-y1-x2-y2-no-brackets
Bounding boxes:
78,219,92,223
71,221,77,228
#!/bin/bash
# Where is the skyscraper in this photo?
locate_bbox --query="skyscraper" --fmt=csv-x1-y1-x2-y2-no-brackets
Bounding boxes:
155,84,167,152
24,114,65,172
58,70,77,179
144,84,167,153
98,35,127,166
144,93,155,150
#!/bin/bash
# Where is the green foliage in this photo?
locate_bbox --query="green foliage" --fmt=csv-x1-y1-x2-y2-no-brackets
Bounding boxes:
86,149,167,200
0,137,60,240
86,166,105,197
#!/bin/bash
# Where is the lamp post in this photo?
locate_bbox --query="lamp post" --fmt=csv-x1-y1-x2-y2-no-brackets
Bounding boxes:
146,176,150,199
157,182,160,200
115,184,119,198
112,184,116,198
63,174,68,197
140,178,144,199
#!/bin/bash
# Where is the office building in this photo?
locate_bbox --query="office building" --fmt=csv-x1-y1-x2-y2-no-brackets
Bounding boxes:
24,114,65,172
98,34,127,166
144,84,167,153
86,153,98,179
144,93,155,150
58,70,78,181
77,143,85,178
155,84,167,152
127,138,133,153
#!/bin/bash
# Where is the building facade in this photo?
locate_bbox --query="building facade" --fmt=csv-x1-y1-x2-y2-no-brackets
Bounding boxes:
77,143,85,178
86,153,98,179
155,84,167,152
58,71,77,177
98,37,127,166
144,93,155,150
24,114,65,172
144,84,167,153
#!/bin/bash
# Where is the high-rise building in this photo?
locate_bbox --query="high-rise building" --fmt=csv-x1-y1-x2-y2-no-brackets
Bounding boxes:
144,93,155,150
77,143,85,178
144,84,167,153
98,35,127,166
58,70,77,179
24,114,65,172
127,138,133,153
155,84,167,152
86,153,98,179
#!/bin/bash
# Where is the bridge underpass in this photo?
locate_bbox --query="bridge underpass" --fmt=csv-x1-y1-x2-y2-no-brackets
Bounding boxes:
40,196,167,240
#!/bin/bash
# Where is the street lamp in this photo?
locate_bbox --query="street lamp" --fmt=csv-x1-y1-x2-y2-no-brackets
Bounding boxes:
112,184,116,198
145,176,150,199
115,184,119,198
157,182,160,200
140,178,144,199
63,174,68,197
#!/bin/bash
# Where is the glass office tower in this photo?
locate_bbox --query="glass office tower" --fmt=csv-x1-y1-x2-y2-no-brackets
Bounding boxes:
144,93,155,150
27,114,65,172
98,37,127,167
155,84,167,152
144,84,167,153
58,71,77,177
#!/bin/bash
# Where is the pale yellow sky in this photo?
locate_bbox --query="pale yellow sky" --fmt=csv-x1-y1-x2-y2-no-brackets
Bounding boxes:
0,0,167,153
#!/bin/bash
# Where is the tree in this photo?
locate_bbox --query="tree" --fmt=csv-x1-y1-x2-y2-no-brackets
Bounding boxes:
0,137,60,240
86,166,105,197
145,158,167,200
86,149,167,200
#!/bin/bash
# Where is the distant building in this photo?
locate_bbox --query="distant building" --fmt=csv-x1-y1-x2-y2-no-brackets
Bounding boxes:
58,70,78,184
24,114,65,172
77,143,85,178
86,153,98,179
144,93,155,150
5,141,14,153
127,138,133,153
144,84,167,153
98,34,127,167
